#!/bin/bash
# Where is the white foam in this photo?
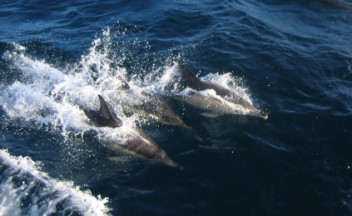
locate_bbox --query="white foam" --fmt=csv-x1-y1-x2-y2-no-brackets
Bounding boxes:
0,149,111,216
0,25,262,139
0,177,22,216
150,62,251,102
1,32,131,133
150,62,255,113
156,63,181,92
1,32,146,146
200,72,252,105
0,28,263,214
0,31,259,138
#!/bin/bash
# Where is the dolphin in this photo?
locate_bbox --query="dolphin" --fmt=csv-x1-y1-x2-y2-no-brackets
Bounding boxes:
82,94,182,169
101,130,183,170
117,78,194,131
169,65,268,119
124,91,194,130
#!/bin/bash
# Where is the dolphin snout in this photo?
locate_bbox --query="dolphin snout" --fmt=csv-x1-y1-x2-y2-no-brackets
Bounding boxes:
161,157,183,170
260,112,269,120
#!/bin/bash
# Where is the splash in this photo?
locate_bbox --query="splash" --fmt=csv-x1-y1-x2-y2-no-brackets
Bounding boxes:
0,26,261,158
0,149,111,216
147,61,257,116
0,31,138,144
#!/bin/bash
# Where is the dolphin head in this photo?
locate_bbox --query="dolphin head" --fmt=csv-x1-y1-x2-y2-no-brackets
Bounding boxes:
248,108,268,120
157,150,184,170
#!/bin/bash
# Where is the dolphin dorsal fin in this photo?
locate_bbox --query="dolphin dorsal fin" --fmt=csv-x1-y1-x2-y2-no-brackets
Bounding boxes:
98,95,113,119
97,95,122,128
179,65,201,85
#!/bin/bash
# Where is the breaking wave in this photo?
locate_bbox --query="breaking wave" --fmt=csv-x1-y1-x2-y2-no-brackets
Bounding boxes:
0,149,110,216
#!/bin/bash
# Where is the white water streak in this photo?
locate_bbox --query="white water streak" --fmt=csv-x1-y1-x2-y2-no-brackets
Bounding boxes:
0,149,111,216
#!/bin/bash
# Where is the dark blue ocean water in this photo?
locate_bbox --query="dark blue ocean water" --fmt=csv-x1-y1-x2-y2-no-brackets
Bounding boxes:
1,1,352,215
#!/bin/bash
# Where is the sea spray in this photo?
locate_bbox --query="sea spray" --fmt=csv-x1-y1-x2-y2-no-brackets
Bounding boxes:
0,149,111,216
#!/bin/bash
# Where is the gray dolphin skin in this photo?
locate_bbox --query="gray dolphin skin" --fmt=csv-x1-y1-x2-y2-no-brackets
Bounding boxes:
102,130,183,170
82,94,122,128
83,95,182,169
118,78,193,131
124,92,193,130
171,65,268,119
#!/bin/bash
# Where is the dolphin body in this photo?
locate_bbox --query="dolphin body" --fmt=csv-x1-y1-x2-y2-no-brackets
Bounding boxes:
101,129,182,169
118,78,193,131
169,65,268,119
124,91,193,130
83,94,182,170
